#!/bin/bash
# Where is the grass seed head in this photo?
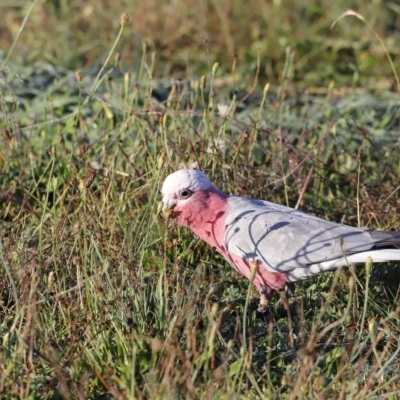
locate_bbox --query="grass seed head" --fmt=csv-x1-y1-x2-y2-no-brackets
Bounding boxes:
120,13,129,27
75,70,83,82
84,171,97,189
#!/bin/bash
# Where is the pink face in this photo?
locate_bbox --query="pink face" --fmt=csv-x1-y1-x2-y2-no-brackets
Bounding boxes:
161,169,215,225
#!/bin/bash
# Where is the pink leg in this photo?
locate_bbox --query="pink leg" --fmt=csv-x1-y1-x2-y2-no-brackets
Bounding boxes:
257,285,275,312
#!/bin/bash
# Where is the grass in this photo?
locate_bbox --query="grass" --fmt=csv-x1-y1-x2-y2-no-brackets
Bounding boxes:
1,0,400,398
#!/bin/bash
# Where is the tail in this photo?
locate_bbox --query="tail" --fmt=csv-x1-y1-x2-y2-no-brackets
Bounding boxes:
370,230,400,249
321,249,400,270
286,249,400,283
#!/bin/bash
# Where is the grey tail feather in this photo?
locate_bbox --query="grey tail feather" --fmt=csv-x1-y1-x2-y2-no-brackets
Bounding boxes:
370,230,400,249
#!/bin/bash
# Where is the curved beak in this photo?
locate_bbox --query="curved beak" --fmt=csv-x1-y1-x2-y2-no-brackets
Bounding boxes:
162,197,177,218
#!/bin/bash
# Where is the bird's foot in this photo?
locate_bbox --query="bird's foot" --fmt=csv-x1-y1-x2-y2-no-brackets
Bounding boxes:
257,288,274,312
257,301,269,313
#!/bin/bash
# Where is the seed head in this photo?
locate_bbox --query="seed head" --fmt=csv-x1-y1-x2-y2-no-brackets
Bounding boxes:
368,317,376,335
120,13,129,27
84,171,97,189
211,62,219,76
211,303,219,316
75,70,83,82
124,72,130,86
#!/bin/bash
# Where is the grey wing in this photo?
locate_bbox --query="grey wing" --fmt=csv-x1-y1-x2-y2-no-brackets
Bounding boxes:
225,197,387,272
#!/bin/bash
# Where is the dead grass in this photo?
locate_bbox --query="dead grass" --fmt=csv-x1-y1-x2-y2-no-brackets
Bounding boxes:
1,1,400,399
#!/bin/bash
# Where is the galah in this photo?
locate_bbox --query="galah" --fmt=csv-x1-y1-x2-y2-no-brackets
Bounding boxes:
161,169,400,309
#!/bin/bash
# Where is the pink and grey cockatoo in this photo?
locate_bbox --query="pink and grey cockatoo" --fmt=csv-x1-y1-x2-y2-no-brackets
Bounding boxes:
161,169,400,310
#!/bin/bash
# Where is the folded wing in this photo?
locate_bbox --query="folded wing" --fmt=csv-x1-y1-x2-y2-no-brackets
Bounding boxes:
225,197,400,272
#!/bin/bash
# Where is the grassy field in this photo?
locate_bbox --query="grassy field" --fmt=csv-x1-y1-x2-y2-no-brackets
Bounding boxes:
1,0,400,398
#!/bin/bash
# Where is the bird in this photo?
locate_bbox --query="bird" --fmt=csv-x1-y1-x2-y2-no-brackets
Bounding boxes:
161,169,400,310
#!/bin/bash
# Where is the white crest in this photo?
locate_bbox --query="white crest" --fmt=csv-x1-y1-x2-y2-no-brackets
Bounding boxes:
162,169,214,197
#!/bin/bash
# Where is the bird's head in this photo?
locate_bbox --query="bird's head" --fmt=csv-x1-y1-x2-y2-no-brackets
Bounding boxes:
161,169,214,218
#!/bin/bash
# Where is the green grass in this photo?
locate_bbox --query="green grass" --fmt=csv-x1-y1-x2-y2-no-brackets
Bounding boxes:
1,1,400,398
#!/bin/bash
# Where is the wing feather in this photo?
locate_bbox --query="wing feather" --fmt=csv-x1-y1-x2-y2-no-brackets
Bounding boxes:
225,197,381,272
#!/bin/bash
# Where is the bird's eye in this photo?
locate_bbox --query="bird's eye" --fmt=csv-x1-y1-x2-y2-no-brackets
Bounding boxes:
179,189,192,199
